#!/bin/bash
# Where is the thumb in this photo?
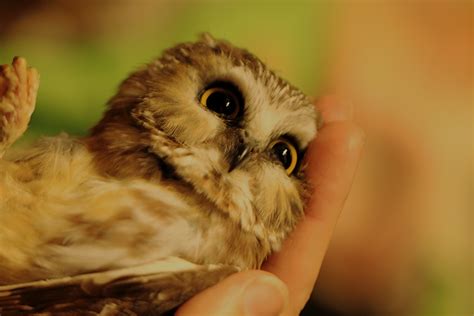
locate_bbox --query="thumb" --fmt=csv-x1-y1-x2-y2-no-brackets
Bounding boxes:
176,270,290,316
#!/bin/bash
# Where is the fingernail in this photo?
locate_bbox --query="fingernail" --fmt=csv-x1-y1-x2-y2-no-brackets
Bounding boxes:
243,275,287,316
336,98,354,121
317,95,354,122
348,126,366,151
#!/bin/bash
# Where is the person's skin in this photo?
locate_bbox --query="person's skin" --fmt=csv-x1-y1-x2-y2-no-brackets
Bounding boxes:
176,96,365,316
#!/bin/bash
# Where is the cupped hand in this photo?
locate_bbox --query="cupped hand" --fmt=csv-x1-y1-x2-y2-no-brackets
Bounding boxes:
176,96,365,316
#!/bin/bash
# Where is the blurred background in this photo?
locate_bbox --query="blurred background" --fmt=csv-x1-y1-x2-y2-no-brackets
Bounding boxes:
0,0,471,315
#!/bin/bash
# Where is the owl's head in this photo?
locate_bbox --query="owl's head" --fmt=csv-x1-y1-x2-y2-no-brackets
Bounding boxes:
90,34,320,254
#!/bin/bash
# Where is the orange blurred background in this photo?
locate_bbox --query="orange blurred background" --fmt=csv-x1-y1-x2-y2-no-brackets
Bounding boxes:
0,1,472,315
315,2,472,315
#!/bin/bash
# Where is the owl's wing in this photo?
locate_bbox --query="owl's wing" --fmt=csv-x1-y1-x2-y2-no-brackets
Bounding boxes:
0,257,238,315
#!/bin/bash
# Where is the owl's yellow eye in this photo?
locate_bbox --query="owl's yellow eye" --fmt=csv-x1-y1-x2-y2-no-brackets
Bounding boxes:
199,87,241,120
270,139,299,175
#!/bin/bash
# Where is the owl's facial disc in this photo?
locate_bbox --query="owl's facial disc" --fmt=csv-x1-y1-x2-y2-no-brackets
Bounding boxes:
96,35,319,247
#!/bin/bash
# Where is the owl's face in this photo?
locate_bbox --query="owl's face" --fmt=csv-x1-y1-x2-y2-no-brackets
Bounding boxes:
92,34,319,250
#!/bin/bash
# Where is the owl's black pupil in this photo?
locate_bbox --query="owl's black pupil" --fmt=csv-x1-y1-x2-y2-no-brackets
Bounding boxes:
272,143,292,169
206,91,236,116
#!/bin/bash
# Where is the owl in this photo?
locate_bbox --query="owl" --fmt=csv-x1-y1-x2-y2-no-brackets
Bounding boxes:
0,34,320,314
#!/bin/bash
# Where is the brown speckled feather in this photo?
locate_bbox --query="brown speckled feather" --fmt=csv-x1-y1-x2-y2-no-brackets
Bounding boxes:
0,257,238,315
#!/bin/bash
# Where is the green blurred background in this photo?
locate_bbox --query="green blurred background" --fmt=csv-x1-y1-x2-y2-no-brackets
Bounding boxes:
0,1,330,139
1,1,472,315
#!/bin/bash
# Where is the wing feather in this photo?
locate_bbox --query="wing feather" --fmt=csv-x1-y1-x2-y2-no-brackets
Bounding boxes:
0,257,238,315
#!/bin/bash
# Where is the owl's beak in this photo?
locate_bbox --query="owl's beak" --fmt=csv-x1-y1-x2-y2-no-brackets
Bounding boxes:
228,144,250,173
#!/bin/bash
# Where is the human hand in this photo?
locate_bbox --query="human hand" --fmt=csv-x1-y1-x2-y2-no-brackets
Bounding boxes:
176,96,365,316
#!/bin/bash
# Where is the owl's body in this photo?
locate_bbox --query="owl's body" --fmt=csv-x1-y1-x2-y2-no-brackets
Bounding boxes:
0,35,319,289
1,136,261,285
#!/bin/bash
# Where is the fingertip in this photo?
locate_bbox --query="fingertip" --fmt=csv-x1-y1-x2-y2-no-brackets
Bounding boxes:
347,124,366,152
315,95,354,123
243,274,289,316
176,271,289,316
306,122,365,164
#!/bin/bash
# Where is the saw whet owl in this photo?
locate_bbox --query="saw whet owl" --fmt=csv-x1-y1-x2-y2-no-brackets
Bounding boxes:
0,34,320,313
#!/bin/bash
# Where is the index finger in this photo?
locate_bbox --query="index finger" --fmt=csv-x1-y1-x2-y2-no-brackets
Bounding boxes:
262,97,365,313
